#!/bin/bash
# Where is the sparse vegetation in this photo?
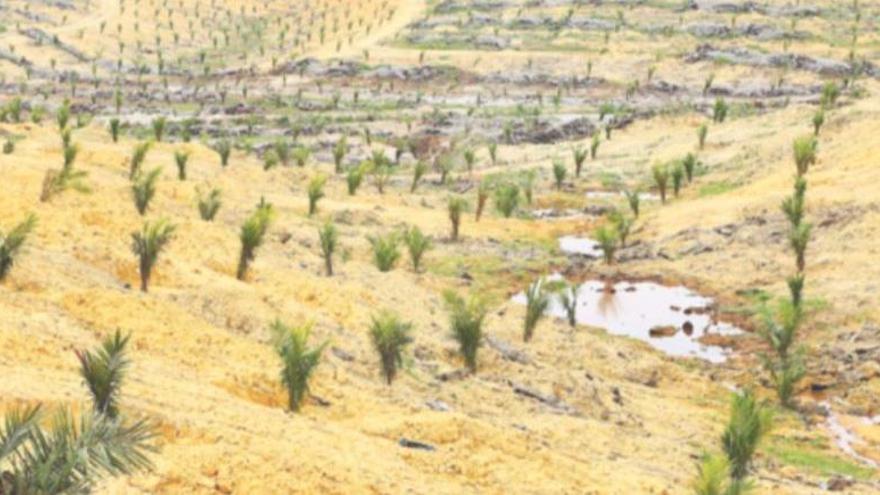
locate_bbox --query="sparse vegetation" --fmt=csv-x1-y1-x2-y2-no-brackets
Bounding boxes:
792,136,817,177
307,174,327,216
75,330,131,418
131,219,175,292
698,124,708,149
174,150,190,180
410,160,428,193
318,222,338,276
130,141,152,179
594,225,618,265
652,164,669,203
237,201,275,281
523,278,549,342
215,140,232,167
403,226,431,273
552,160,566,191
132,168,162,215
0,214,37,281
197,188,222,221
369,311,413,385
271,321,327,412
443,290,487,373
448,196,467,241
369,232,401,272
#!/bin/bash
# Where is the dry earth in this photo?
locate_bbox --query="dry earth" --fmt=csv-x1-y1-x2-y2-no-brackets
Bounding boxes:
1,0,878,493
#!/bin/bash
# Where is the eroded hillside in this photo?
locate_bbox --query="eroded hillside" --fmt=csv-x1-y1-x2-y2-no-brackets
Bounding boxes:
1,0,878,493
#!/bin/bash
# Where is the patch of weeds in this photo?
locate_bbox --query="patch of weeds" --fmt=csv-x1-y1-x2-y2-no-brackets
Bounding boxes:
599,171,623,190
699,181,738,197
765,437,876,480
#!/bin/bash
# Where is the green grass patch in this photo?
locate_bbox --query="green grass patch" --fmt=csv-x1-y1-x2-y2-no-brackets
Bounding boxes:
698,181,738,197
765,437,877,480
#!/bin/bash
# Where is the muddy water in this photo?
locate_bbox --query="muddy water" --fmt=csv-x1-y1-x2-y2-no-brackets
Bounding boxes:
558,236,603,258
822,403,880,469
513,278,740,362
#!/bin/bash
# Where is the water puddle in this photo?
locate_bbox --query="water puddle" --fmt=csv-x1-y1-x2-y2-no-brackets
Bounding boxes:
531,208,588,220
558,236,602,258
512,278,741,363
822,403,880,469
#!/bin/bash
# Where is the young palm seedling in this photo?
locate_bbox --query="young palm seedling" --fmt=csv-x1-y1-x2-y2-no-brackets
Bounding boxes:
347,164,365,195
75,330,131,417
781,178,806,227
369,311,413,385
151,117,166,142
590,134,601,159
672,164,685,197
488,141,498,165
652,164,669,203
332,136,347,173
174,150,190,181
610,210,634,248
522,170,537,205
369,232,401,272
713,98,728,123
292,146,311,167
624,190,640,218
237,201,275,280
403,225,431,272
789,222,812,273
318,222,338,276
273,140,292,167
573,147,587,178
792,136,817,176
448,196,468,241
109,118,121,143
56,99,71,130
812,110,824,136
697,124,708,150
215,140,232,167
197,188,222,221
443,290,488,373
682,153,697,183
131,217,175,292
594,225,618,264
463,148,476,175
552,160,566,190
372,163,392,194
523,278,550,342
558,281,579,328
494,182,520,218
721,389,772,481
475,180,491,221
41,144,89,202
130,141,152,179
410,160,428,193
0,214,37,281
307,174,327,216
132,168,162,215
271,321,327,412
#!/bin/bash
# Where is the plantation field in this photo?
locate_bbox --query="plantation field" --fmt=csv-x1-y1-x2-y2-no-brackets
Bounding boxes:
1,0,879,493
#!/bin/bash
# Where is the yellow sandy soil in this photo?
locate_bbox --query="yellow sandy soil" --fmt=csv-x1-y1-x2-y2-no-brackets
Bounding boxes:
1,0,878,493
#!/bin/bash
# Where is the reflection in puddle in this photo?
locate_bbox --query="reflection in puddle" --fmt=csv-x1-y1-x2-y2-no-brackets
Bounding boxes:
513,279,740,362
558,236,602,258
